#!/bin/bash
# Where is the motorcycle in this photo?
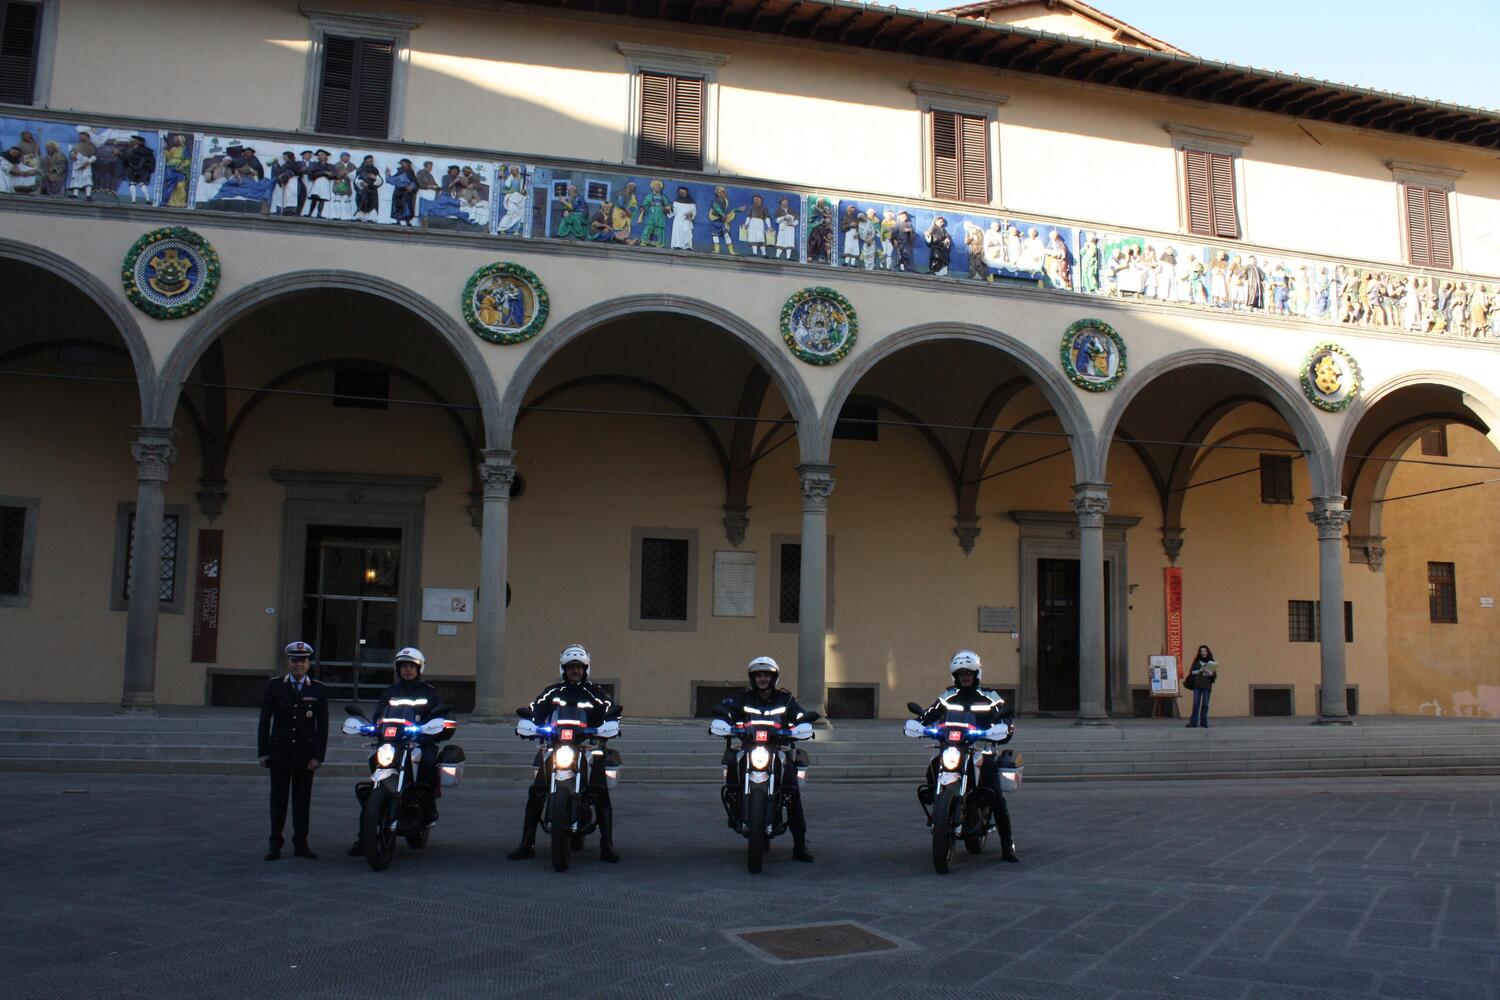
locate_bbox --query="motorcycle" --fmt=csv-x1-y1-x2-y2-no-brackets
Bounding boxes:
342,704,465,871
515,700,623,872
903,701,1020,874
709,705,818,873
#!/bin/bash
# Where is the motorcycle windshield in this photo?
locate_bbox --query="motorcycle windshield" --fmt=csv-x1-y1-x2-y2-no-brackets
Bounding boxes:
937,708,981,740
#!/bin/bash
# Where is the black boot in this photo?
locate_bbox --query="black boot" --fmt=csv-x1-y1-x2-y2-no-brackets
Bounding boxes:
792,837,814,863
597,802,620,863
997,806,1019,863
507,789,544,860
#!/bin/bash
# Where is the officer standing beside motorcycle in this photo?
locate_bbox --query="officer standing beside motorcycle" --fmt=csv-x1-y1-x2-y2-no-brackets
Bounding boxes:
918,650,1018,862
257,640,328,861
507,644,621,863
346,647,447,857
718,656,815,862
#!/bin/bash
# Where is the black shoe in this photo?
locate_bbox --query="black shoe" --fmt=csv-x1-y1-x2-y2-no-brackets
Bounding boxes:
1001,845,1020,863
346,840,364,857
264,848,281,861
1185,722,1198,728
294,846,318,860
506,844,535,861
600,842,621,863
792,841,814,863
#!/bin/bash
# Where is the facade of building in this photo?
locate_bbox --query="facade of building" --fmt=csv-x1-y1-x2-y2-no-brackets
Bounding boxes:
1,0,1498,720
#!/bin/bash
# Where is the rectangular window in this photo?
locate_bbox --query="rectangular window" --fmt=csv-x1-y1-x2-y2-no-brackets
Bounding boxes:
1420,426,1448,457
1183,148,1239,239
1259,454,1293,504
1251,687,1294,717
630,528,697,630
125,512,180,603
0,1,41,105
1288,599,1316,642
1403,183,1454,269
777,542,801,625
315,34,395,138
930,109,989,203
1428,561,1457,623
111,504,188,613
636,71,704,171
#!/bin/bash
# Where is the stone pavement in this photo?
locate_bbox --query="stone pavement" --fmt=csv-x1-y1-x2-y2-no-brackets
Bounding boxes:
5,773,1497,1000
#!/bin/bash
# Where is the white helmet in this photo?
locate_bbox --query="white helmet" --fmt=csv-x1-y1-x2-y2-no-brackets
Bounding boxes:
559,643,590,676
394,647,426,676
747,655,780,682
949,649,982,680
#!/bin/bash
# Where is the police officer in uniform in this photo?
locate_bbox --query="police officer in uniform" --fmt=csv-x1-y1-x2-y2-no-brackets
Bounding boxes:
258,641,328,860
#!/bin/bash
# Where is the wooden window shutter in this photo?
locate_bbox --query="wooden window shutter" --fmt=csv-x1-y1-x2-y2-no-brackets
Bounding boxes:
1404,183,1431,265
1208,151,1238,238
636,71,703,171
958,112,989,203
316,35,393,138
931,110,959,201
0,1,41,105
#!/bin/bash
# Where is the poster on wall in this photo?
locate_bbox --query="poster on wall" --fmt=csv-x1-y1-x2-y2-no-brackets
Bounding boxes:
190,530,224,664
1164,566,1183,673
0,116,163,204
528,166,803,260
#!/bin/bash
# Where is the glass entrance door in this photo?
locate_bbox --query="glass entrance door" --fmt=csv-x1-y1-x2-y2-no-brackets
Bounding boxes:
302,526,402,703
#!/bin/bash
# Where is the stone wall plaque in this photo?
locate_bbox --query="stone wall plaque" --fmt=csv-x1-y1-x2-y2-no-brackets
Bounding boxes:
422,587,474,623
713,550,756,617
978,606,1018,633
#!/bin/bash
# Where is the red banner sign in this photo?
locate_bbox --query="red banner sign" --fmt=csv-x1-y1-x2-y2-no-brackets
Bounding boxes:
191,530,223,663
1164,566,1183,675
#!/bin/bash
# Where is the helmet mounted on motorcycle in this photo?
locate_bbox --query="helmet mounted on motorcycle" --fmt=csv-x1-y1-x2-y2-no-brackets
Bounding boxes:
949,649,983,682
394,647,426,677
746,655,780,685
558,643,590,677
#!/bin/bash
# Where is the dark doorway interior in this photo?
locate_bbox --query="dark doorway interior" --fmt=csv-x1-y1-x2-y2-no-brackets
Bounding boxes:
302,525,402,703
1037,558,1080,712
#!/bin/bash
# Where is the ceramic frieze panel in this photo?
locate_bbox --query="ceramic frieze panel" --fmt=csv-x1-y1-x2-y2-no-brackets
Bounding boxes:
528,167,803,260
832,197,1065,287
191,134,493,231
0,116,162,204
492,162,534,237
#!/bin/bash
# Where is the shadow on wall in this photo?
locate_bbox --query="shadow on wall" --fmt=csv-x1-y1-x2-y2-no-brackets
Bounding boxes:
1417,687,1500,717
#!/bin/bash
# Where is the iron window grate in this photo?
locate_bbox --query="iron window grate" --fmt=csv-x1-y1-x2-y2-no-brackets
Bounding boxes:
826,687,875,719
1428,561,1458,623
0,505,24,596
639,536,689,621
778,542,801,624
124,513,179,603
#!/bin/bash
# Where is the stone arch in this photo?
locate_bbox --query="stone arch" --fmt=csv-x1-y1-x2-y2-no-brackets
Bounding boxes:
496,295,821,462
154,271,502,443
0,237,156,421
1334,370,1500,467
1098,348,1334,496
821,323,1098,482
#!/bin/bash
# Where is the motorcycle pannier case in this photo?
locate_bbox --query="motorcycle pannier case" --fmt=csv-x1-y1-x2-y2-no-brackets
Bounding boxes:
997,749,1023,792
602,747,622,789
437,744,467,787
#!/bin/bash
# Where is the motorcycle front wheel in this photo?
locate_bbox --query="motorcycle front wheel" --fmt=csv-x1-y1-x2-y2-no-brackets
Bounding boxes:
746,784,768,874
550,786,574,873
361,783,399,871
931,786,958,874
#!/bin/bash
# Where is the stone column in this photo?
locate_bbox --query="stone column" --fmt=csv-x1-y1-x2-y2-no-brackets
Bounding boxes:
1309,496,1354,724
120,427,178,711
796,464,835,718
472,449,517,719
1071,482,1111,724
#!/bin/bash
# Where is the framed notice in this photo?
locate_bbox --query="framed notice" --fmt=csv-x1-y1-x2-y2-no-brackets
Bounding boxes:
1149,655,1179,697
422,588,475,623
713,551,756,617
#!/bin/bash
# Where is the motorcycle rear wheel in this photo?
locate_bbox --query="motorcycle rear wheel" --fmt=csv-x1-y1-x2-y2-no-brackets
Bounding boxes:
931,786,958,874
550,786,574,873
964,828,988,855
361,784,398,872
746,784,768,874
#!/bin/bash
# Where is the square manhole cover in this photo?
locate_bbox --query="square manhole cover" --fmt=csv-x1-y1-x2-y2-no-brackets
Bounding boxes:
729,921,910,963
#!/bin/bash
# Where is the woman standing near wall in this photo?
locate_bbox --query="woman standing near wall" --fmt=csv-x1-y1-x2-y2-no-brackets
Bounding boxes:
1185,645,1217,728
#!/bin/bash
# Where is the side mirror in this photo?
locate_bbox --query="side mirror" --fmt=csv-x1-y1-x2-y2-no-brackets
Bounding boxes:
515,718,538,738
420,717,447,736
345,704,368,719
903,719,925,738
605,704,623,721
515,707,533,721
802,711,821,724
341,717,365,736
709,718,734,738
907,702,925,717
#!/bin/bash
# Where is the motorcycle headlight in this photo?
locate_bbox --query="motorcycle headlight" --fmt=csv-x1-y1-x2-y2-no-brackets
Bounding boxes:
940,746,963,771
554,745,577,770
375,743,396,768
748,746,772,771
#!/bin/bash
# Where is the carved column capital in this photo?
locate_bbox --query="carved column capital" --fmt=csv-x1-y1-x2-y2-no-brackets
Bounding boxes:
1161,526,1185,565
722,504,750,547
196,478,228,522
1348,533,1386,572
1307,495,1352,540
1070,481,1111,529
479,449,518,499
797,463,836,514
953,514,981,555
131,427,178,483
